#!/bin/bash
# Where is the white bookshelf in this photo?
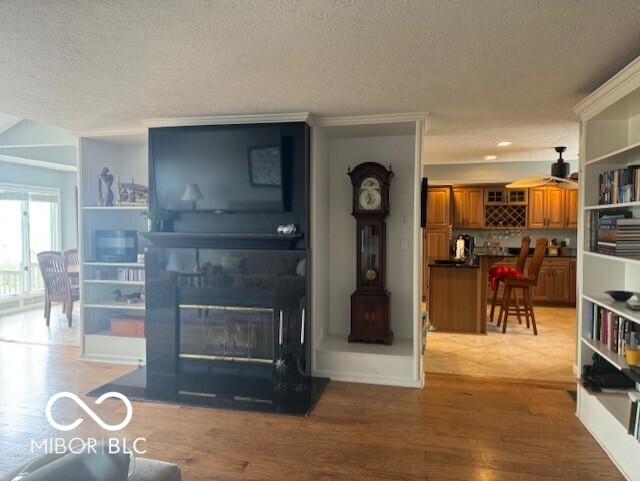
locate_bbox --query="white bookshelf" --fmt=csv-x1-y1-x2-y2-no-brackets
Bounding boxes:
77,128,149,364
574,54,640,481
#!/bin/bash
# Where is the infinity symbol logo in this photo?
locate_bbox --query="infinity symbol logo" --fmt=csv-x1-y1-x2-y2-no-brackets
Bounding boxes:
46,392,133,432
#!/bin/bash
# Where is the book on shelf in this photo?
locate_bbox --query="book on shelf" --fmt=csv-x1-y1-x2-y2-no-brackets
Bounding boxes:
629,392,640,441
589,304,638,355
116,267,145,282
599,165,640,205
594,212,640,258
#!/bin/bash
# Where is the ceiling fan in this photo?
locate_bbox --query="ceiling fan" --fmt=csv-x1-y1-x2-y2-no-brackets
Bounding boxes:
505,147,578,190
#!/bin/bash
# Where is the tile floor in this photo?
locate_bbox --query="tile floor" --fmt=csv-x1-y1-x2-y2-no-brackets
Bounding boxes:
425,305,577,382
0,304,80,346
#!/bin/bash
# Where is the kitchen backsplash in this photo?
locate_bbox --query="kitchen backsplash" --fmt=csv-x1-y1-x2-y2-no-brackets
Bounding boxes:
452,228,577,250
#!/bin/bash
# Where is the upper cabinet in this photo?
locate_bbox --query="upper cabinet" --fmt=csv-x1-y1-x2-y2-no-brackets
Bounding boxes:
529,186,572,229
566,189,579,228
452,186,484,228
426,186,451,229
484,186,528,229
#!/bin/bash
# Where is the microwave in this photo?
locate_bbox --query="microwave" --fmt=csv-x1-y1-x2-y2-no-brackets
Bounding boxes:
95,230,138,262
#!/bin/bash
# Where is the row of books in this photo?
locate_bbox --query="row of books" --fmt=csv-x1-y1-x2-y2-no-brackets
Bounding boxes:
598,166,640,205
596,215,640,258
588,304,638,354
629,392,640,442
117,267,145,282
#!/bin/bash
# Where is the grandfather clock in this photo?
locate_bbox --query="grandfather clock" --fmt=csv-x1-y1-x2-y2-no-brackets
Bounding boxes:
347,162,393,344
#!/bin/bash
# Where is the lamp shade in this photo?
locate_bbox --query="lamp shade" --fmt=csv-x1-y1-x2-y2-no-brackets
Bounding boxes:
181,183,204,201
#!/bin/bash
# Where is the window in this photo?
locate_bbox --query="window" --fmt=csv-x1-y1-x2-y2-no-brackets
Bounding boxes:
0,184,60,301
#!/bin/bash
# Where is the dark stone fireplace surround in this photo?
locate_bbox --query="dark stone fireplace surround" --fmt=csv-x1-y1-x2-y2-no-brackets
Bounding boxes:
143,232,308,372
138,231,328,414
91,122,328,414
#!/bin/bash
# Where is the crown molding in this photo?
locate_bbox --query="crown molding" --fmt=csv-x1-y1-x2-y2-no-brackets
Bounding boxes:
0,153,77,172
312,112,428,127
72,112,429,136
73,126,148,138
142,112,311,128
573,54,640,120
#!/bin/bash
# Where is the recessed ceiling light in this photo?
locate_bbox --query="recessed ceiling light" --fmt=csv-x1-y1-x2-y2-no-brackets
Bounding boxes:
483,155,498,160
496,141,512,147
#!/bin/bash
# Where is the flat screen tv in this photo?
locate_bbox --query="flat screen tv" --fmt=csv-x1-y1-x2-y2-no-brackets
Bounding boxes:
150,125,284,212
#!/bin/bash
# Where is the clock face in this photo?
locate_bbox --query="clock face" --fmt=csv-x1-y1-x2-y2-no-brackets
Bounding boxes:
358,176,382,211
359,188,382,210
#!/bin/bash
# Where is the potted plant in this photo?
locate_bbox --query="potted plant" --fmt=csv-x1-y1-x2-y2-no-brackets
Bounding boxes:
141,209,173,232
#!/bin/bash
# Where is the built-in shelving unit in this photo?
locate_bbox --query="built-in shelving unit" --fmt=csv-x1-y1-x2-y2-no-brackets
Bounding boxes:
574,54,640,481
77,128,149,363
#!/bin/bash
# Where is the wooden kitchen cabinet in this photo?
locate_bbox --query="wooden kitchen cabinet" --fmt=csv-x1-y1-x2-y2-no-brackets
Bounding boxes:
569,259,576,303
565,189,578,228
532,265,550,301
528,186,567,229
424,230,450,261
489,257,575,305
532,258,571,303
423,185,452,302
426,186,451,229
546,259,570,302
423,228,451,302
452,186,484,228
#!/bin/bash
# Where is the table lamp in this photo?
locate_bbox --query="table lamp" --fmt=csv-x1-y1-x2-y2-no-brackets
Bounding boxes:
181,183,204,210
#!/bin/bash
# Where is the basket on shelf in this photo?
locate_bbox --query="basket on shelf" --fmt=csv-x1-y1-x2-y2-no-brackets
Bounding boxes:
115,178,148,206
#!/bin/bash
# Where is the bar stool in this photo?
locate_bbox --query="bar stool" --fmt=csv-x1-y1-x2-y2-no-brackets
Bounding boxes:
488,236,530,323
497,238,547,335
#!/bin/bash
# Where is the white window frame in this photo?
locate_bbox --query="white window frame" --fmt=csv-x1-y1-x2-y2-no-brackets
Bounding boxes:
0,181,61,302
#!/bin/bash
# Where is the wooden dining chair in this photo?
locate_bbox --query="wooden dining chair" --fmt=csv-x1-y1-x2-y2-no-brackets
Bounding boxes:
63,248,80,289
37,251,79,327
488,236,531,323
497,238,547,335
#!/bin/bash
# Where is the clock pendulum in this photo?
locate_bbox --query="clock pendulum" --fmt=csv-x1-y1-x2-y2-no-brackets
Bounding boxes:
347,162,394,344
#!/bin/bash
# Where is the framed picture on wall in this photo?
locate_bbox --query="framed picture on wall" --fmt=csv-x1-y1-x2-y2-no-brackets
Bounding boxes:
248,145,282,187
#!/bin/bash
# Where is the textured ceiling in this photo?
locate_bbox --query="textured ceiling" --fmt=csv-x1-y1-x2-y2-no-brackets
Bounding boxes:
0,1,640,165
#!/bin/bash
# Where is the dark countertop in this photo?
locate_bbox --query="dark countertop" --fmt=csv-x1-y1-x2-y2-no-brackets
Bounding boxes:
475,252,515,258
428,262,479,268
474,250,576,259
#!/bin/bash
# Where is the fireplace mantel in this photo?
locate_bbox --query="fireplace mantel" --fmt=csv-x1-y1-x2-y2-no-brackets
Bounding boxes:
141,232,303,250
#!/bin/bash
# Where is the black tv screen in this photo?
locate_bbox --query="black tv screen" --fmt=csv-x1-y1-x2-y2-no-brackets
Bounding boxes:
150,126,284,212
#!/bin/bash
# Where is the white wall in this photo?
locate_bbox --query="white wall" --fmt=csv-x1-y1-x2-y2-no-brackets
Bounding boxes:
310,128,330,350
328,135,416,339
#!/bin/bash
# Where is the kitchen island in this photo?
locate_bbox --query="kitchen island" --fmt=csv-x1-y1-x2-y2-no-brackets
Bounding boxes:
428,253,514,334
427,262,483,333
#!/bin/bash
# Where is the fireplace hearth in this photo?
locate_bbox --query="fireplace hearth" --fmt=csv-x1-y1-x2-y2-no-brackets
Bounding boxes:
89,366,329,416
93,239,328,415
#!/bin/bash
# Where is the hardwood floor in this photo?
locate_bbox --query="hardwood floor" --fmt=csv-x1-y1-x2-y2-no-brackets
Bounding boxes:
0,340,624,480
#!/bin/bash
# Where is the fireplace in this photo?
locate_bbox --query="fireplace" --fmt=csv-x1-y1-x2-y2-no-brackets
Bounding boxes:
93,233,328,415
178,286,275,365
